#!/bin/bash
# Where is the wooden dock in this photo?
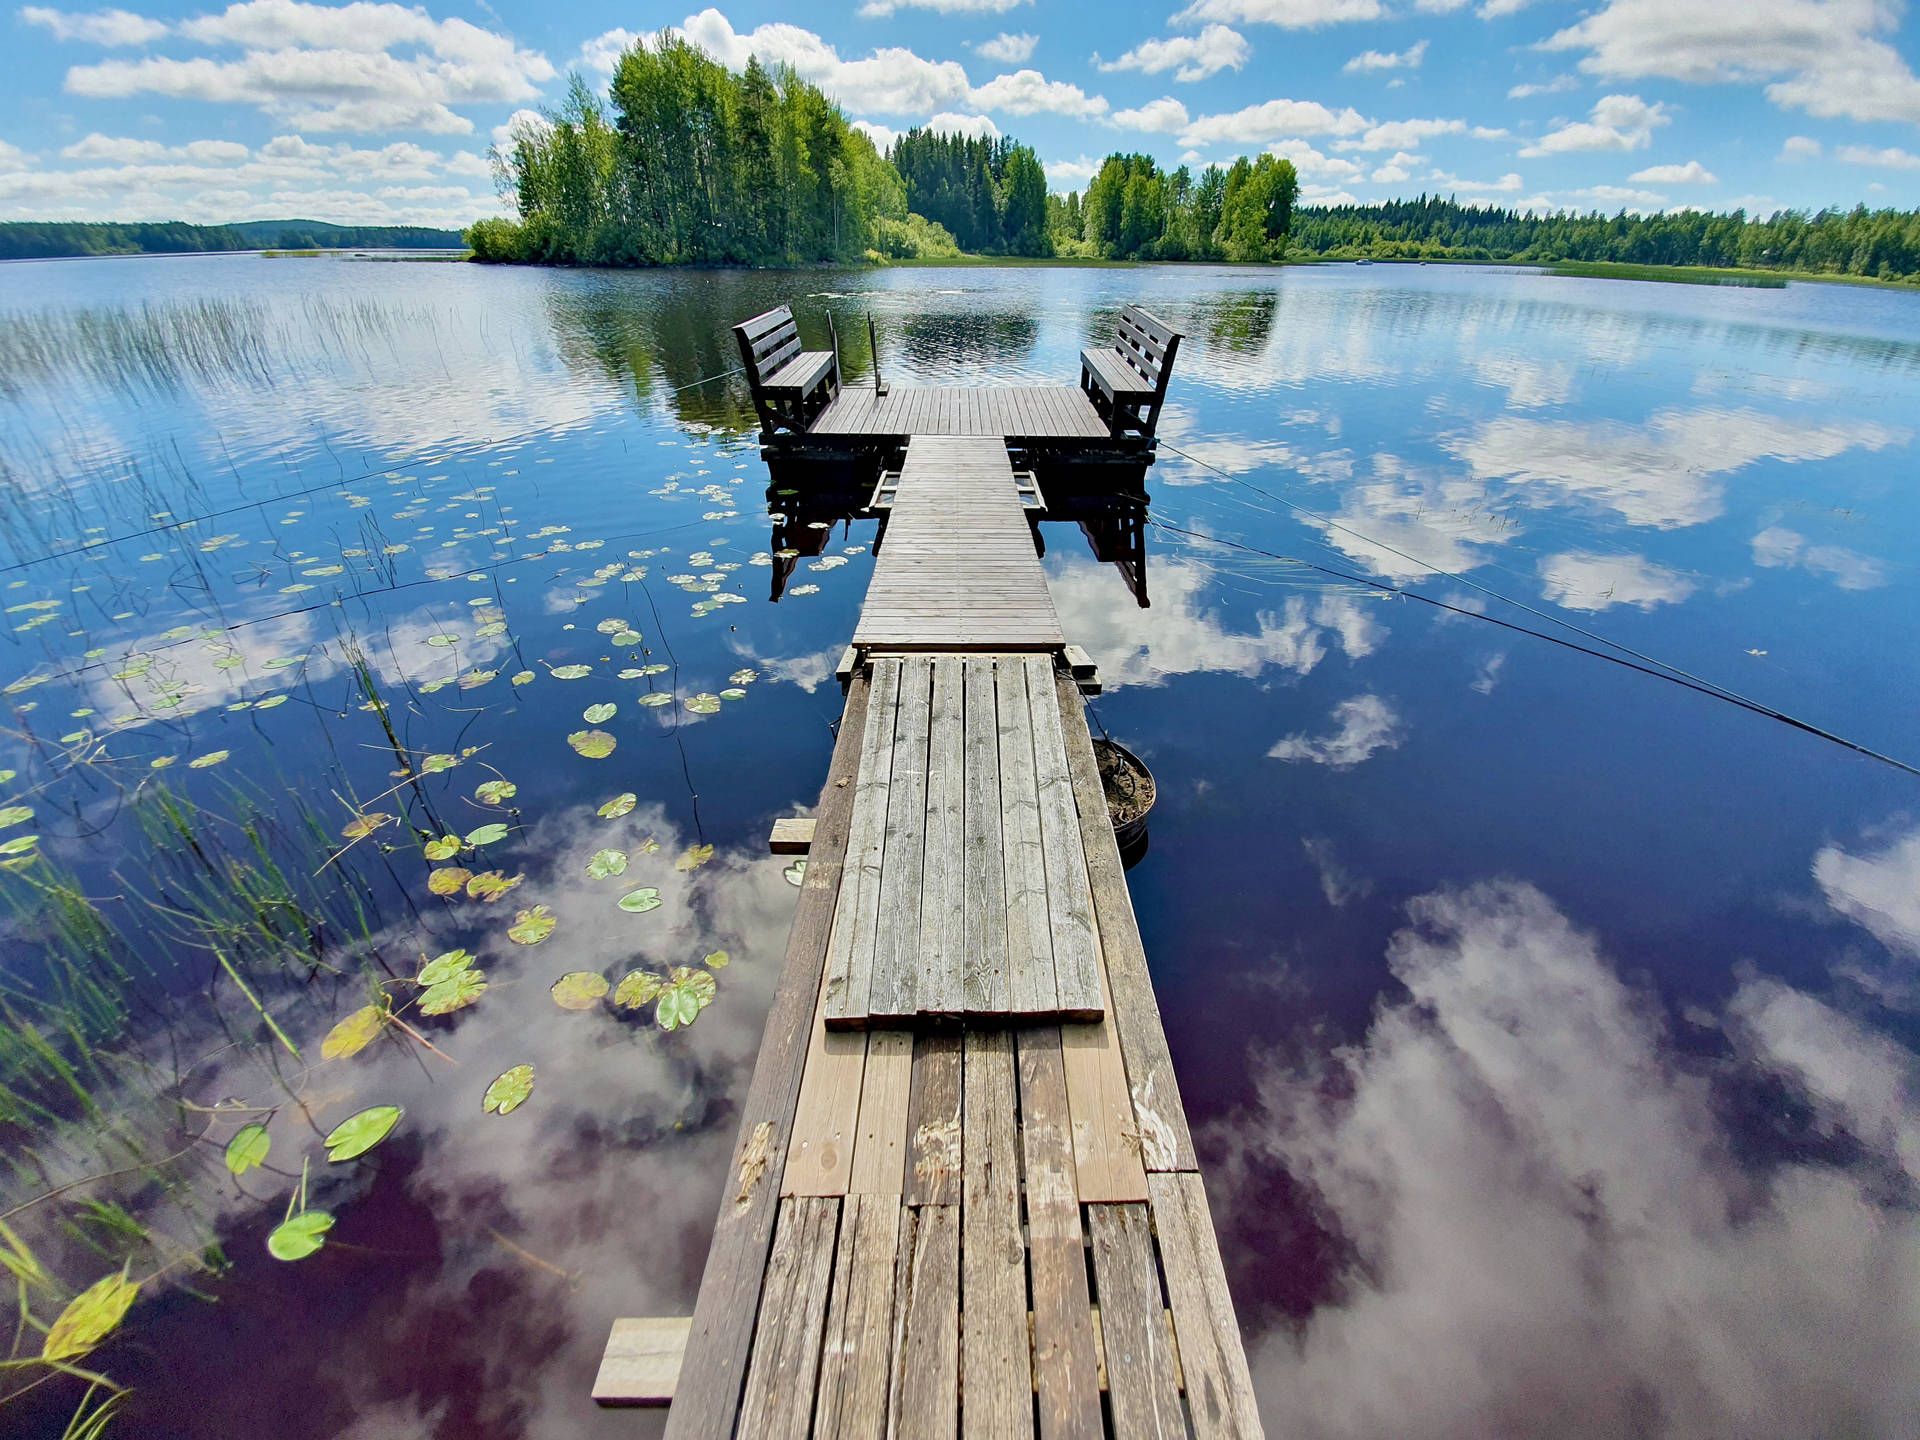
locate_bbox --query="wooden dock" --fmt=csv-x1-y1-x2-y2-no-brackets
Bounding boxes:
601,348,1260,1436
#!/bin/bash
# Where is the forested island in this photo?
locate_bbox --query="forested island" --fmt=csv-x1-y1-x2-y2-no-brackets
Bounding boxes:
0,220,464,260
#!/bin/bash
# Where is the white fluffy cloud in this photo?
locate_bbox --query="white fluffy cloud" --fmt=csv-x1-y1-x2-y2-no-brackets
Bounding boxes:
971,68,1108,117
1538,551,1696,611
858,0,1027,15
1630,159,1718,183
1342,116,1507,152
1269,693,1406,768
1270,138,1367,180
577,27,642,75
1508,74,1577,98
1043,154,1102,187
1815,825,1920,959
1519,93,1669,156
1177,97,1370,147
1839,144,1920,170
1544,0,1920,126
1750,526,1886,589
1099,24,1250,81
1780,134,1823,161
974,31,1036,63
1113,97,1191,133
1174,0,1385,25
21,4,166,43
1345,39,1427,73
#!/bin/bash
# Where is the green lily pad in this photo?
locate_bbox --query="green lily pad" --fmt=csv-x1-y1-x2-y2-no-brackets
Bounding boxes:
675,843,714,872
255,695,288,710
610,630,643,647
475,779,517,805
552,971,609,1009
0,835,37,857
427,866,470,897
340,812,394,840
598,792,637,819
0,806,30,828
511,670,535,686
321,1004,386,1058
637,692,672,707
466,869,522,902
587,848,628,879
719,688,747,701
224,1123,271,1176
613,970,663,1008
324,1105,402,1162
465,822,509,846
784,858,807,887
425,633,459,648
419,753,457,775
458,669,496,690
618,887,662,913
583,702,616,723
508,904,556,945
476,621,508,638
423,835,461,860
671,966,718,1009
420,968,487,1015
684,693,721,714
417,949,474,985
656,985,700,1031
267,1211,334,1262
728,668,758,684
638,663,669,676
42,1270,140,1360
595,618,631,634
568,729,616,758
188,750,230,769
483,1065,534,1115
550,664,591,679
704,949,730,970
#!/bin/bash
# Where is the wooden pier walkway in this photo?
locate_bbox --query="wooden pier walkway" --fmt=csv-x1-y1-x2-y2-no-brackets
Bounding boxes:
603,309,1260,1437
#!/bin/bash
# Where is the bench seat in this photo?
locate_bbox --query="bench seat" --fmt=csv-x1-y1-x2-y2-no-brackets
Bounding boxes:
1080,346,1154,403
733,303,841,434
1077,304,1182,438
763,350,836,398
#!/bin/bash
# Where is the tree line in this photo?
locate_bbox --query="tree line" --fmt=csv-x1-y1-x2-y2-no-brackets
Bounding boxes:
0,221,462,260
1046,153,1299,261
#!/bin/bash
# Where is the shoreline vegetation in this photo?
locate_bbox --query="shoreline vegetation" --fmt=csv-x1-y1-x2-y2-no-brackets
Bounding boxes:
0,220,464,260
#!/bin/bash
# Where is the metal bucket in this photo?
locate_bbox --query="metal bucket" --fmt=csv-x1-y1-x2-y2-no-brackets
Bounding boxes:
1091,738,1155,869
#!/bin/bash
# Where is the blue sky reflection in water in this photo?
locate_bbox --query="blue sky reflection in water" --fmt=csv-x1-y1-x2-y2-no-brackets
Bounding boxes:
3,256,1920,1436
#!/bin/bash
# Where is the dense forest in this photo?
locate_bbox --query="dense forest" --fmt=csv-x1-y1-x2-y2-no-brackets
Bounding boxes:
0,220,461,259
890,130,1050,256
1046,152,1299,262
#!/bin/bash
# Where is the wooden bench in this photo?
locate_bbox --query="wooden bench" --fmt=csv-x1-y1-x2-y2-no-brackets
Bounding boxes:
734,304,839,434
1079,304,1181,438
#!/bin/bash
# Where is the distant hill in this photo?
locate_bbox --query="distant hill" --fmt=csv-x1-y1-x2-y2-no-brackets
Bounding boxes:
0,220,467,260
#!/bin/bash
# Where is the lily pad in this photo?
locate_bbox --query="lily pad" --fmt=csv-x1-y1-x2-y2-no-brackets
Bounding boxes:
508,904,557,944
719,688,747,701
42,1270,140,1360
341,812,394,840
458,669,496,690
613,970,663,1008
568,729,616,759
595,618,631,634
671,966,718,1009
417,948,474,985
0,835,36,857
267,1210,333,1261
427,867,470,896
420,753,458,774
618,887,662,913
598,792,637,819
321,1004,386,1058
188,750,230,769
550,664,591,679
511,670,535,686
425,633,459,647
587,848,628,879
467,869,522,902
483,1065,534,1115
728,668,758,684
685,693,721,714
582,702,616,723
465,822,509,846
637,692,672,707
423,835,461,860
475,779,517,805
610,630,643,647
224,1124,271,1176
638,663,668,677
0,806,30,828
784,858,807,887
675,843,714,872
704,949,730,970
551,971,609,1009
420,968,487,1014
656,984,700,1031
324,1105,402,1162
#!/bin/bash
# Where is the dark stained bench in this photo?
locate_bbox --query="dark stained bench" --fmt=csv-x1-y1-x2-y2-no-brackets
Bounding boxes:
1079,304,1182,438
734,304,839,434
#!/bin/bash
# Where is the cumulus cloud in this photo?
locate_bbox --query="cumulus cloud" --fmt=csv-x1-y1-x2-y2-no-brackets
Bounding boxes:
1838,144,1920,170
1537,551,1696,611
1270,139,1366,180
1544,0,1920,127
974,31,1036,63
972,68,1108,117
1099,24,1250,81
1044,154,1102,187
1174,0,1386,25
1519,93,1669,155
1429,168,1525,195
1780,134,1823,161
1177,97,1370,147
1750,526,1887,590
1220,880,1920,1440
1630,159,1718,183
1269,693,1405,768
20,3,166,43
859,0,1028,15
1340,116,1507,152
577,26,642,75
1344,39,1427,73
1815,825,1920,961
1508,74,1577,98
1113,97,1191,133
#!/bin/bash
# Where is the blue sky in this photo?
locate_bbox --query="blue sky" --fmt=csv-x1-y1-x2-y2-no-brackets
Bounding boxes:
4,0,1920,226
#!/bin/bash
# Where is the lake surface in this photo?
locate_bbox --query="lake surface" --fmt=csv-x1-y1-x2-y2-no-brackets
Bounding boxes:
3,254,1919,1438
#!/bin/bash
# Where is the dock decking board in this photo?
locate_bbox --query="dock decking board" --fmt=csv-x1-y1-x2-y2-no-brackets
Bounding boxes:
658,344,1261,1439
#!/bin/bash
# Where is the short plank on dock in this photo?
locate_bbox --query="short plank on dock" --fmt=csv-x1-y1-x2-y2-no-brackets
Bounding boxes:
822,654,1103,1029
591,1316,690,1405
812,385,1110,440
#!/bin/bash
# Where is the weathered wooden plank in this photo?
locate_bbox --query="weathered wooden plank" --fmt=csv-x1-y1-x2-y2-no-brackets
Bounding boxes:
824,659,901,1026
768,816,816,854
1060,931,1149,1203
665,675,869,1440
591,1316,691,1406
1147,1171,1263,1440
785,928,870,1197
961,1029,1032,1440
998,661,1058,1017
918,657,967,1016
849,1029,915,1194
905,1033,963,1206
962,657,1010,1016
814,1192,903,1439
1016,1027,1103,1440
889,1203,961,1440
1025,654,1103,1021
737,1196,840,1440
1088,1205,1185,1440
1053,670,1198,1172
868,655,933,1023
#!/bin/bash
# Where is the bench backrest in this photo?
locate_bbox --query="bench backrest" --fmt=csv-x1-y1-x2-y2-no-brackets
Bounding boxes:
734,304,802,392
1114,304,1181,399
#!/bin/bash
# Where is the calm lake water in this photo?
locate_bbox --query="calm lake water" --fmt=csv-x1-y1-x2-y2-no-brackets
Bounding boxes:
4,254,1920,1438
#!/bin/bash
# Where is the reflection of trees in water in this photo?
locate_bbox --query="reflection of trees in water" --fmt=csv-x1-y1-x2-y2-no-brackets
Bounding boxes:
1198,290,1279,354
896,312,1037,370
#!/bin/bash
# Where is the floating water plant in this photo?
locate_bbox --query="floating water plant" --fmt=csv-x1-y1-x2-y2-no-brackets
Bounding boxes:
597,792,636,818
551,972,608,1009
507,905,556,944
586,848,628,879
324,1105,401,1162
618,887,661,913
483,1065,533,1115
